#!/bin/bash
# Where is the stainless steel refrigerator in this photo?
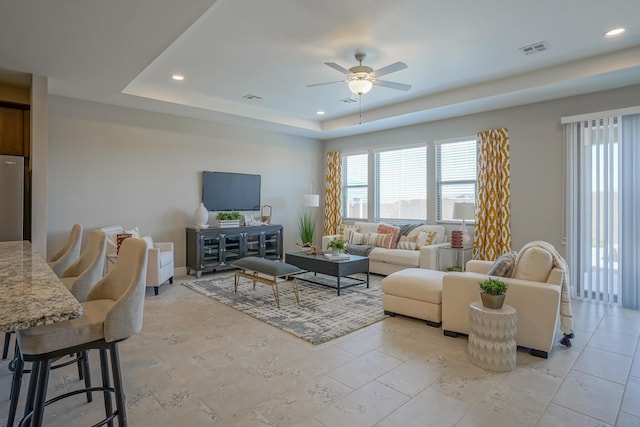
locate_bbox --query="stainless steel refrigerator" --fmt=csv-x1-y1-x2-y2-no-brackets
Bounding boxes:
0,154,24,242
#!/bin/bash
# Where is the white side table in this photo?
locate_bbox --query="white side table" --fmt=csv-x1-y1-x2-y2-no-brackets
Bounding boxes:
468,301,517,372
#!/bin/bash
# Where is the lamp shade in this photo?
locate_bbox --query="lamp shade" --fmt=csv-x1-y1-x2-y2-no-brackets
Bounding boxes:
348,79,373,95
452,202,475,220
303,194,320,207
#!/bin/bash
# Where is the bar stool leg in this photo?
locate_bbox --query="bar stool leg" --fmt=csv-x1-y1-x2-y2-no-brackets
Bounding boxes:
109,343,127,426
21,360,41,427
99,348,114,427
31,359,52,427
82,351,93,403
3,331,12,359
7,348,24,427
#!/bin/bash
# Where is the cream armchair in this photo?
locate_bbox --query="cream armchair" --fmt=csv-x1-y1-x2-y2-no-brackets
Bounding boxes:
99,226,174,295
442,259,563,358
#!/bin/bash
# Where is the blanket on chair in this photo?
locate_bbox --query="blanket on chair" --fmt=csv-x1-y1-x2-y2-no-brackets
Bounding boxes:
515,241,573,336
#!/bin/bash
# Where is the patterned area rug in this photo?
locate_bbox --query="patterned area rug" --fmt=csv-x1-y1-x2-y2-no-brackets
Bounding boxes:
182,272,386,345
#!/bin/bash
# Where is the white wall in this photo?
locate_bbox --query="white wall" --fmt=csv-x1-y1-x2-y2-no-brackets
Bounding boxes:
47,96,323,271
324,84,640,257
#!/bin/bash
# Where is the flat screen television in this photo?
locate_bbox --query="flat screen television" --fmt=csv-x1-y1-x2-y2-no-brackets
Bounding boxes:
202,171,261,211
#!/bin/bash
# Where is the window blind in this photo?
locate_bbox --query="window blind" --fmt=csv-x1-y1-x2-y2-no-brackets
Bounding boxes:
374,146,427,221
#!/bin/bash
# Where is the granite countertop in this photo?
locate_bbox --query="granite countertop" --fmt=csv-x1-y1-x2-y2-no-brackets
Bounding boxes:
0,241,84,332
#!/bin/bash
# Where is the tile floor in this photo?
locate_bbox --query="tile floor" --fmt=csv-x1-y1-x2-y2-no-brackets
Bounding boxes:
1,274,639,426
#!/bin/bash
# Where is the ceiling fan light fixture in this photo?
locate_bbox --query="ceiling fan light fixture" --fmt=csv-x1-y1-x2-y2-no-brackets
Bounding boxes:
348,79,373,95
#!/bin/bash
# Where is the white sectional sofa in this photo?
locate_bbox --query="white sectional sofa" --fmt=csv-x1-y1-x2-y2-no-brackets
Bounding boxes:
322,221,450,276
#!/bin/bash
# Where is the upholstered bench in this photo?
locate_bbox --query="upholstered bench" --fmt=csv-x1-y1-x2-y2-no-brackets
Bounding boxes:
231,257,303,309
381,268,446,327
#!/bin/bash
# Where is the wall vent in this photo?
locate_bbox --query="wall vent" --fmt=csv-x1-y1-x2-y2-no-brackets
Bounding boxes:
519,41,550,55
339,97,358,104
242,94,262,100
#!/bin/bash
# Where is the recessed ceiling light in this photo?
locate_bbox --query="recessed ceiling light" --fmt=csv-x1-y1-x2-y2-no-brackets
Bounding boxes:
171,74,185,81
316,111,325,115
604,27,625,38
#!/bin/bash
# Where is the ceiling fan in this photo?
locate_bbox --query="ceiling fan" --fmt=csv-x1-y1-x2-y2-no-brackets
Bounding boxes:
307,52,411,95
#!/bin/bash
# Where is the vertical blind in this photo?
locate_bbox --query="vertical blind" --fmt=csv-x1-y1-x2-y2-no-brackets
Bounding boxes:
566,117,621,303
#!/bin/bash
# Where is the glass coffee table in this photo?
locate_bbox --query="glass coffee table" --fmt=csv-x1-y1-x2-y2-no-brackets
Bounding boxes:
285,251,370,296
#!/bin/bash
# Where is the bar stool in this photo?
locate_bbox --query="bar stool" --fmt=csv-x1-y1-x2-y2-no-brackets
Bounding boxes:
15,238,148,427
61,229,108,302
5,230,107,427
48,224,83,278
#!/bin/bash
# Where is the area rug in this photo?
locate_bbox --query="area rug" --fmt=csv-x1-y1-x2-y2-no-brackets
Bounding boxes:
182,272,386,345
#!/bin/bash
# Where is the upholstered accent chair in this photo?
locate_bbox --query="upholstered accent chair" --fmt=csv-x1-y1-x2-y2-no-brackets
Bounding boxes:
48,223,83,278
442,245,564,358
100,225,174,295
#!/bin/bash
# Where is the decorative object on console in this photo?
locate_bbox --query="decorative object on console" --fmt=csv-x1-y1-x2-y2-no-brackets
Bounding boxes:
194,202,209,228
217,211,241,228
261,205,272,224
450,230,463,248
478,277,508,309
453,201,475,246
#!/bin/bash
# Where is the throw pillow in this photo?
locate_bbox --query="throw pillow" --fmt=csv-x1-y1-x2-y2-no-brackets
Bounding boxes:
487,251,517,277
377,224,401,249
366,232,394,249
513,247,554,282
125,227,141,239
397,235,417,250
415,230,437,249
348,231,366,245
341,224,358,241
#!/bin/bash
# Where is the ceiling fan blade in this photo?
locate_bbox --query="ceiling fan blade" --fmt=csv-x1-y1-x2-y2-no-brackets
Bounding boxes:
306,80,344,87
324,62,349,74
374,61,408,77
374,80,412,91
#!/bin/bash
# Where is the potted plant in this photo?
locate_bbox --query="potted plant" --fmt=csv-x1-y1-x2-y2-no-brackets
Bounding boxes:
478,277,508,309
297,210,315,245
217,211,241,227
328,237,345,255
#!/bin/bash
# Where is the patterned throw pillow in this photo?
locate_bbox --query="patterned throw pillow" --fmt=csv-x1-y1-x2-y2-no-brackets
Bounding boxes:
415,231,437,249
348,231,366,245
397,235,417,250
366,232,394,249
487,251,518,277
377,224,401,249
341,224,359,241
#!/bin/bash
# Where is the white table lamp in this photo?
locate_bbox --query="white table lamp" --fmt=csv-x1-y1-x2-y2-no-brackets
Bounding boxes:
453,202,475,245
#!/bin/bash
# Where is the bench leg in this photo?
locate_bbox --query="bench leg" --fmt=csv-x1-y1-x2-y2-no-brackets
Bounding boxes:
292,278,300,305
271,278,280,309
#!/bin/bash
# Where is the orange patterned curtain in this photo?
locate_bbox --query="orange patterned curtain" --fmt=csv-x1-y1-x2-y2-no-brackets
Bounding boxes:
474,128,511,260
324,151,342,235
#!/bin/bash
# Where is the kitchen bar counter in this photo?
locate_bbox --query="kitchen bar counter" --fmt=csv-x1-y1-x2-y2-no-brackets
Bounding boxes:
0,241,83,332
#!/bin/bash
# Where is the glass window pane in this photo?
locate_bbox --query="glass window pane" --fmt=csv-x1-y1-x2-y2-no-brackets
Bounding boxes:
436,139,477,221
375,146,427,221
342,153,368,219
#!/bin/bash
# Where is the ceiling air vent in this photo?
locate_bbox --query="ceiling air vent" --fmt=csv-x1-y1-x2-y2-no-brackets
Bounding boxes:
519,41,550,55
339,97,358,104
242,94,262,100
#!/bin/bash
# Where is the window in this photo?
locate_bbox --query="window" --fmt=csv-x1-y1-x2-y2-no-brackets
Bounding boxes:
436,138,477,221
342,153,368,219
375,146,427,221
